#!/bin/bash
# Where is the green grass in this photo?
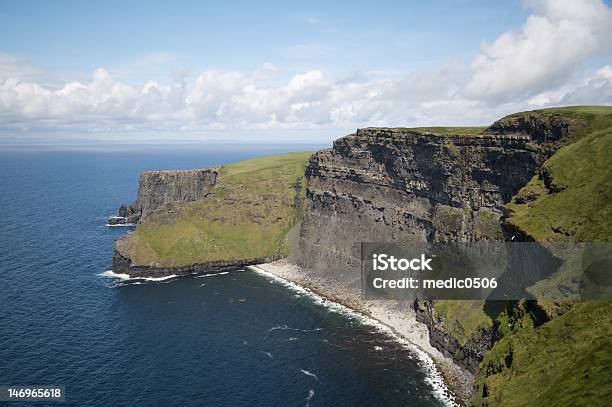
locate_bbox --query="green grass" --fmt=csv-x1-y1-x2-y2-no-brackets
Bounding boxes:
124,151,312,267
473,300,612,406
415,107,611,363
433,300,493,345
469,106,612,406
506,106,612,242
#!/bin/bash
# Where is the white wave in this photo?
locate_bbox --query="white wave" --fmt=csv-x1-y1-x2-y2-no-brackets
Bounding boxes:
196,271,229,278
374,346,383,351
98,270,177,283
249,265,457,407
105,223,136,227
142,274,177,282
300,369,319,382
268,324,291,332
306,389,315,404
260,351,274,359
98,270,131,280
268,324,321,333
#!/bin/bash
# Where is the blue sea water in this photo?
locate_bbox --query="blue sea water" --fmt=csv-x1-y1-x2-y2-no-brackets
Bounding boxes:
0,146,448,406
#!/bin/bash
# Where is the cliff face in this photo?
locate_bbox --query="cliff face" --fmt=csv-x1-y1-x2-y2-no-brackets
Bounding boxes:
413,300,496,373
117,167,218,223
484,111,584,144
297,128,548,274
112,152,311,276
295,114,581,373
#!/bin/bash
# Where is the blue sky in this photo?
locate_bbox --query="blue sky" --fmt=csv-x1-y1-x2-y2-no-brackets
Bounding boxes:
0,0,611,143
1,1,526,79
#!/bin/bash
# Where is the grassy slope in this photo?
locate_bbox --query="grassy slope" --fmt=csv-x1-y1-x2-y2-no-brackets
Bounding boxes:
506,106,612,242
472,106,612,406
473,301,612,406
433,300,492,346
124,151,312,267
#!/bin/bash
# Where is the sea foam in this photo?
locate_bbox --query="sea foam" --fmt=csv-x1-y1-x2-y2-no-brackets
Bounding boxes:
196,271,229,278
98,270,178,283
248,265,458,407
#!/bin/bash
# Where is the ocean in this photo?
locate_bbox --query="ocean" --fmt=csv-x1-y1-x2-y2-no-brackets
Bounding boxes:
0,146,449,406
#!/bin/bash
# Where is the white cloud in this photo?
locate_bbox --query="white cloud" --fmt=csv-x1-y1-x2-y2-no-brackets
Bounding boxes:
466,0,612,101
1,0,612,140
528,65,612,106
1,58,610,137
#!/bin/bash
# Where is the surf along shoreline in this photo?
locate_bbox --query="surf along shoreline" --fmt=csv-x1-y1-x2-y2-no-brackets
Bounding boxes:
103,259,472,405
248,260,473,406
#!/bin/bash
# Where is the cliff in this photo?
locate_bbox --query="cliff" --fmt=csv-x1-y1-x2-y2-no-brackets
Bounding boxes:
111,167,219,224
297,129,553,274
134,168,219,214
112,152,311,275
110,106,611,406
295,109,594,374
295,106,611,404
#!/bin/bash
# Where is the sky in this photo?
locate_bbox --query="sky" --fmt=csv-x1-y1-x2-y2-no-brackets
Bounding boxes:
0,0,611,144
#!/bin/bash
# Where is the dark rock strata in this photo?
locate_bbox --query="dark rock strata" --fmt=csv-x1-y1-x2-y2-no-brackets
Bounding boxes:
112,247,280,278
414,300,496,374
297,129,547,274
112,232,281,278
110,167,219,224
484,111,584,145
296,113,579,373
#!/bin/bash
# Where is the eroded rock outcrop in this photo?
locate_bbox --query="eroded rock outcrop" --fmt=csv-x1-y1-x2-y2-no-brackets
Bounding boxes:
110,167,218,224
484,111,584,145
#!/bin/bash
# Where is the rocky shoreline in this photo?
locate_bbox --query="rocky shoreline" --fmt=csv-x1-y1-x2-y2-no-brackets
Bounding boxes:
249,259,474,405
112,244,281,279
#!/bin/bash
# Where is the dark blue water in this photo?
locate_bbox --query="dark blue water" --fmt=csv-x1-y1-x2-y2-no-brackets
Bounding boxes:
0,146,447,406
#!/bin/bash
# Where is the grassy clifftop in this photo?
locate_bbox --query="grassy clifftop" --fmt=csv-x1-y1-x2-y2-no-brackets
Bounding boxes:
122,151,312,267
473,300,612,406
506,106,612,241
471,106,612,406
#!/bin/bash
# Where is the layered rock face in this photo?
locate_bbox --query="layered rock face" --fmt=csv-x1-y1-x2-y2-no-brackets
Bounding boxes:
485,111,583,144
295,116,580,374
133,168,218,214
297,128,548,274
114,167,218,224
112,243,279,278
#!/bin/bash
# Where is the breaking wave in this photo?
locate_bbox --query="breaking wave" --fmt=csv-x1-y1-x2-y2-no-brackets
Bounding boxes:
249,265,457,406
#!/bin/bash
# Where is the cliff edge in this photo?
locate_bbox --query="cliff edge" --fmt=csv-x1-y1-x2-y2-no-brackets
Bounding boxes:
111,167,219,225
112,152,311,276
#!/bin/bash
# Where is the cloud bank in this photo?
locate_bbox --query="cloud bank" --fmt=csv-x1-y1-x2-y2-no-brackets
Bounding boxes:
0,0,611,139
